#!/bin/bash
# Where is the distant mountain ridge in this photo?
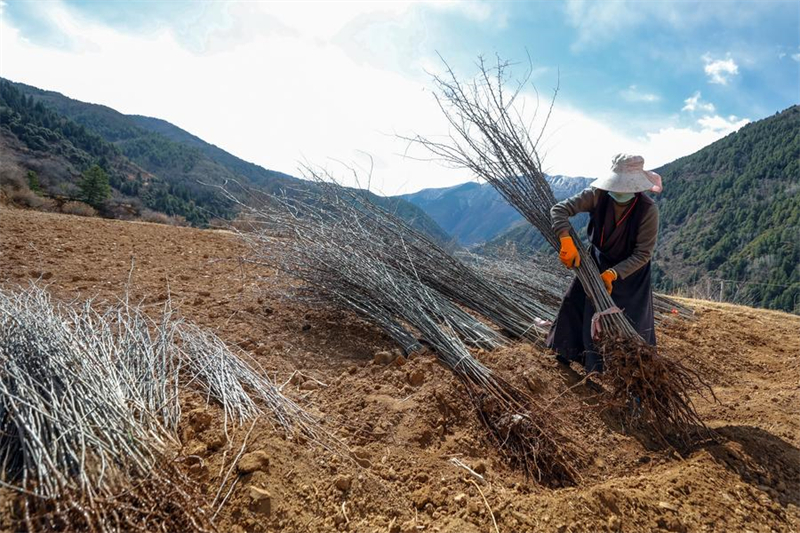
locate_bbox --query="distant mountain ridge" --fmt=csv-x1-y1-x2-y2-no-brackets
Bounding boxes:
0,78,450,243
127,115,297,188
398,175,592,245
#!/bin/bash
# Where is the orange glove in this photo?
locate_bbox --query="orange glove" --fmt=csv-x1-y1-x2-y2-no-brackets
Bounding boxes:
601,269,618,294
558,236,580,269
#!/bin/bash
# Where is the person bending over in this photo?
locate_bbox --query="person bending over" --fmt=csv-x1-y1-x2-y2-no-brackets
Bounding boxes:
546,153,662,373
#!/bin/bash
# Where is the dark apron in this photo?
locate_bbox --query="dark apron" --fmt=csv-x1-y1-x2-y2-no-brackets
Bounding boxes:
546,191,656,373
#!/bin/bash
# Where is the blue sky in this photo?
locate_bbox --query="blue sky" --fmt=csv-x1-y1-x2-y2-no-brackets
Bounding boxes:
1,1,798,193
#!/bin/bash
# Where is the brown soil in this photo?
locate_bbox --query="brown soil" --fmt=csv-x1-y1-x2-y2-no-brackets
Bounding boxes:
2,206,798,533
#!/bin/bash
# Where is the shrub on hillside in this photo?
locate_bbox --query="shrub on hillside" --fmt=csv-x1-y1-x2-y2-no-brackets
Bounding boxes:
7,187,55,211
61,201,97,217
0,172,26,191
27,170,41,193
106,201,139,221
140,209,171,225
168,214,188,227
140,209,187,226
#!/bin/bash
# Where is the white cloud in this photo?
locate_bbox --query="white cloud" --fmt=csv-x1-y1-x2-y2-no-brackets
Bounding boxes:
697,114,749,134
0,1,479,195
0,0,750,194
563,0,644,50
468,95,748,180
427,0,496,23
792,53,800,63
564,0,783,51
639,116,748,166
681,91,715,113
0,0,520,195
620,85,660,103
702,53,739,84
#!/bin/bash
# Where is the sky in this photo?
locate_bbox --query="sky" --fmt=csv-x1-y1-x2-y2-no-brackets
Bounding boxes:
1,0,798,195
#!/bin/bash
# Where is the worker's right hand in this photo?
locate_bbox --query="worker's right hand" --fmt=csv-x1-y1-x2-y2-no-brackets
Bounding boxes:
558,236,581,269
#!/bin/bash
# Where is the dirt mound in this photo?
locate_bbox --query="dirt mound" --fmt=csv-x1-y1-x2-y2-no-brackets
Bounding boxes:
2,206,798,533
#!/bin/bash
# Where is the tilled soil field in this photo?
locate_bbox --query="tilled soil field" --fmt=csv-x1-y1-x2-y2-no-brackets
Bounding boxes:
1,206,798,533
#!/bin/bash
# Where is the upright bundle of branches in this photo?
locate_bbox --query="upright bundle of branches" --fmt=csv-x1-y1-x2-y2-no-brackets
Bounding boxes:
405,56,712,447
0,286,213,533
238,192,580,485
94,298,183,433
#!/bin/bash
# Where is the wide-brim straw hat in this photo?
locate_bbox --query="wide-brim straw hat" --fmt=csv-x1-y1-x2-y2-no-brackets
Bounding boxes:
590,153,663,193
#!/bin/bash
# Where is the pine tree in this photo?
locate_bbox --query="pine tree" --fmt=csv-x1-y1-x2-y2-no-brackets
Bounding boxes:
27,170,41,194
79,164,111,208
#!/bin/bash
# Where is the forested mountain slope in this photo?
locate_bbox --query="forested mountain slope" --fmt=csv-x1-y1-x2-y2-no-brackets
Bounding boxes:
0,79,231,224
129,115,296,189
653,105,799,311
0,79,450,242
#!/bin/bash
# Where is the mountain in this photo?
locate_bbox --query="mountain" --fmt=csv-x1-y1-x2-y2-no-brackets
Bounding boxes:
398,182,517,245
652,105,799,312
0,79,450,242
398,175,592,245
127,115,295,189
0,79,228,224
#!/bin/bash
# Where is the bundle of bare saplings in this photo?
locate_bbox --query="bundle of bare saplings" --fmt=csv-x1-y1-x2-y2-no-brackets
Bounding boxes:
236,181,580,485
0,285,337,532
462,252,695,325
403,55,714,448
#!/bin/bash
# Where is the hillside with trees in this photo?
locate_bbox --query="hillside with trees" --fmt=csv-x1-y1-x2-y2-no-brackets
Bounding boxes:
128,115,297,189
653,105,799,312
0,79,449,241
12,81,290,193
0,79,233,224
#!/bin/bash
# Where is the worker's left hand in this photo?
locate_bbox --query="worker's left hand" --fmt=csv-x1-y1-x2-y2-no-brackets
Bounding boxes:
600,269,617,295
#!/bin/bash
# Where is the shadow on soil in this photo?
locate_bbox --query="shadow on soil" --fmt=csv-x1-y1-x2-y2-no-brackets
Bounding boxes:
553,360,800,509
706,425,800,508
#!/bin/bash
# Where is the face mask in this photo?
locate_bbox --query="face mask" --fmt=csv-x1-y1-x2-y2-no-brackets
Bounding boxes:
608,191,635,203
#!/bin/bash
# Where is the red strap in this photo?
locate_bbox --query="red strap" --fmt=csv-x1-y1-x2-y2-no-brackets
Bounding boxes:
615,195,639,227
601,195,639,247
